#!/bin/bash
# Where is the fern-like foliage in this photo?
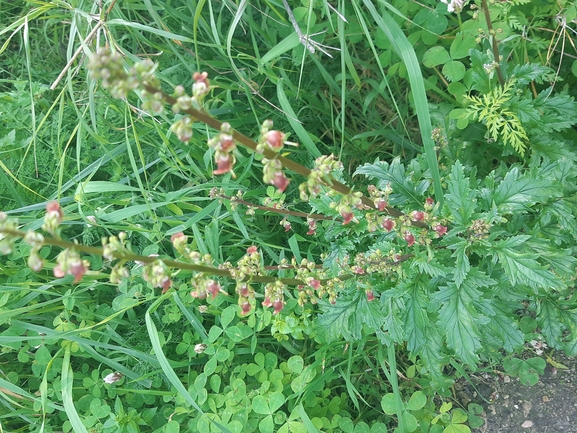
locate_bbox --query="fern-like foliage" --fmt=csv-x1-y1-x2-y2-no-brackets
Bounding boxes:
462,80,529,155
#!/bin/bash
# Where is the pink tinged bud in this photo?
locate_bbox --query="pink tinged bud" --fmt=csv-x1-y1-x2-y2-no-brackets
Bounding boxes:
219,135,235,152
46,201,63,220
281,219,291,232
207,280,221,299
272,299,284,315
411,211,425,221
426,197,434,206
69,261,88,283
366,291,375,302
309,279,321,289
376,199,387,211
272,172,290,192
238,284,250,298
307,219,317,235
161,278,172,294
404,232,415,247
265,130,285,149
214,153,234,175
382,218,394,232
247,246,258,254
241,302,252,315
341,211,354,225
262,297,272,308
53,264,65,278
354,266,365,274
435,224,448,236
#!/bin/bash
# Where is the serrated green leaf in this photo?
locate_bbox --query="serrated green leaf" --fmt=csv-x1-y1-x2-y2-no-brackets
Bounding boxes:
492,245,564,290
434,280,488,366
446,161,477,226
316,292,363,342
449,241,470,288
492,167,560,214
355,158,429,207
538,299,564,348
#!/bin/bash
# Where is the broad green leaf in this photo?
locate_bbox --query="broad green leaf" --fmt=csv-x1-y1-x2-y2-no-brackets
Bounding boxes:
442,61,466,82
450,241,470,288
450,32,477,59
252,396,270,415
422,46,451,68
380,393,396,415
407,391,426,411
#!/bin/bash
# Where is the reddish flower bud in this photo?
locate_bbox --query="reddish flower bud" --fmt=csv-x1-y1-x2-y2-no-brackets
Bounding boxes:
53,264,65,278
272,299,284,315
207,280,221,299
382,218,394,232
309,279,321,289
161,278,172,294
264,130,286,149
366,291,375,302
376,199,387,211
341,211,354,225
262,297,272,308
247,246,258,254
426,197,434,206
354,266,365,274
307,218,317,235
434,224,448,236
213,153,234,175
69,260,88,283
238,283,250,298
411,211,425,221
404,232,415,247
241,302,252,315
272,172,290,192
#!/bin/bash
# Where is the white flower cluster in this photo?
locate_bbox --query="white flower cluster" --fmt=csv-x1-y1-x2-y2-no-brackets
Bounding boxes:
441,0,465,13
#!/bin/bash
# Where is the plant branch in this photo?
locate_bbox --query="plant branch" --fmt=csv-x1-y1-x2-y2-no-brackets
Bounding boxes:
481,0,505,86
142,84,429,228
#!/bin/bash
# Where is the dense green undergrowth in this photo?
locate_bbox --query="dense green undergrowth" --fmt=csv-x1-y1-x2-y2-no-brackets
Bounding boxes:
1,1,577,432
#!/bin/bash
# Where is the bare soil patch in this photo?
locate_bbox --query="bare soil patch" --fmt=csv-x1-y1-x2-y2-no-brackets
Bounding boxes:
463,355,577,433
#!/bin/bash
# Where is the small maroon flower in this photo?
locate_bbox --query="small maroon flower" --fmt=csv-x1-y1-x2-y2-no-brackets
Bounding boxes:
426,197,434,206
382,218,394,232
376,199,387,211
307,218,317,235
272,172,290,192
265,130,286,150
354,266,365,274
281,219,291,232
46,201,63,220
411,211,425,222
404,232,415,247
309,279,321,290
272,299,284,315
240,302,252,315
238,283,250,298
366,291,375,302
341,211,354,225
262,297,272,308
161,278,172,294
219,135,235,152
434,224,448,236
247,246,258,255
207,280,221,299
213,153,234,175
69,260,88,283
